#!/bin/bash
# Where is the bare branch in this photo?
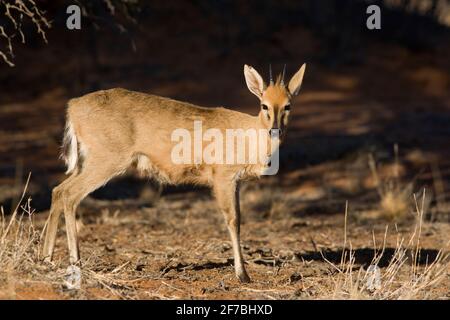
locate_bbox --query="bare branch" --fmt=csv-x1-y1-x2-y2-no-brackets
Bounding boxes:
0,0,51,67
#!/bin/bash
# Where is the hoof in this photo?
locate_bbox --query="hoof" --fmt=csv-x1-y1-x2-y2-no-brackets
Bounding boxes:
238,272,251,283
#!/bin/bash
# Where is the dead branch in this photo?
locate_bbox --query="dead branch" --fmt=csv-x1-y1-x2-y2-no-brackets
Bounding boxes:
0,0,51,67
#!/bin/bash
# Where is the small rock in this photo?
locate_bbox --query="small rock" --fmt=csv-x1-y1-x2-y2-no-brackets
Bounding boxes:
365,265,381,291
64,265,81,290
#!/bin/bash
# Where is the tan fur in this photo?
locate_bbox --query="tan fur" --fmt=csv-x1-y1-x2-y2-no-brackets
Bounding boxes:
43,64,306,283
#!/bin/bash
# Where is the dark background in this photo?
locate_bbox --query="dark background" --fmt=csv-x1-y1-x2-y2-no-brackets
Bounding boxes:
0,0,449,214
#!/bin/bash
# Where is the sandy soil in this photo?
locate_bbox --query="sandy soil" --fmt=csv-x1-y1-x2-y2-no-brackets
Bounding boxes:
1,184,449,300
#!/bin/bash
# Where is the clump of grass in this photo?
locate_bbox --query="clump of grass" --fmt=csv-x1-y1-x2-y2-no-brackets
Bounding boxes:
378,187,411,220
321,194,449,299
369,145,414,221
0,174,142,299
0,174,46,298
0,174,40,274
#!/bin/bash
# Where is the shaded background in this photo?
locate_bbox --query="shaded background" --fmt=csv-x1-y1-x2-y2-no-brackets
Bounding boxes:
0,0,449,216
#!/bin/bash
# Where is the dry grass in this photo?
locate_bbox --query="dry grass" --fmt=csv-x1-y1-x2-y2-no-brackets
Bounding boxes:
0,173,49,299
369,145,415,221
318,194,449,300
0,174,40,276
0,173,448,299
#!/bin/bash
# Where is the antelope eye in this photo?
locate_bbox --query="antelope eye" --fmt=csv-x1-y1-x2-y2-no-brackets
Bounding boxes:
284,104,291,111
261,104,269,111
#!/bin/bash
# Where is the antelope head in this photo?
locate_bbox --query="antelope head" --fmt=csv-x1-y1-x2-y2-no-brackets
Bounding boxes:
244,63,306,139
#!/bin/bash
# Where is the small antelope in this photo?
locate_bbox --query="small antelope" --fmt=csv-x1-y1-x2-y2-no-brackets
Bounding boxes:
43,63,306,283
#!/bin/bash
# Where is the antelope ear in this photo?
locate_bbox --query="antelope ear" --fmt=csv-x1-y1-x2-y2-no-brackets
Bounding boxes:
288,63,306,96
244,65,265,99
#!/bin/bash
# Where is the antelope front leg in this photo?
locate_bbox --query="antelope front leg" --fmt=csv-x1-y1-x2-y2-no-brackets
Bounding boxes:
214,180,250,283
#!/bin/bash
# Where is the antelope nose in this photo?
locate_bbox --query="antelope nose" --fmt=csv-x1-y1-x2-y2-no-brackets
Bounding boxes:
270,128,282,136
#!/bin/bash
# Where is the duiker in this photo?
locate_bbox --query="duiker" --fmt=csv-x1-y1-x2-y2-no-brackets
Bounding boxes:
43,64,306,283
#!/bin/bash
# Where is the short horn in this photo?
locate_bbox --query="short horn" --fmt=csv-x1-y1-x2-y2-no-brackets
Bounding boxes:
280,64,286,86
269,64,274,85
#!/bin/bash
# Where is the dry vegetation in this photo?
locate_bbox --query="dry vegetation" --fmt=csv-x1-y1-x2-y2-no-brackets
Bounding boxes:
369,145,414,221
318,195,448,299
0,160,448,299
